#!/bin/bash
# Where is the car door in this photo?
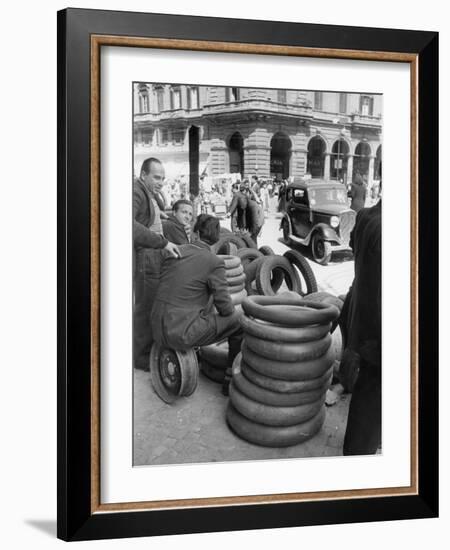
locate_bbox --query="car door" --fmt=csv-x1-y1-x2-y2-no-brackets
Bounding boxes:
288,188,311,238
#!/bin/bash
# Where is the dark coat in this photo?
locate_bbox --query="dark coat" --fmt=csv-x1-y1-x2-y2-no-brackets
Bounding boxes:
133,178,168,251
162,214,190,245
349,182,367,213
345,200,381,364
151,241,235,349
246,198,264,233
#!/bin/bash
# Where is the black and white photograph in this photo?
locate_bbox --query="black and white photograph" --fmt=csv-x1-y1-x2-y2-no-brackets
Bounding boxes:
132,82,383,466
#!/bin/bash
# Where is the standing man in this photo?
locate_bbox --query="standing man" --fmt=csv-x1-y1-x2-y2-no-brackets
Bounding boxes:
342,198,382,455
227,183,248,232
348,173,367,212
134,157,180,371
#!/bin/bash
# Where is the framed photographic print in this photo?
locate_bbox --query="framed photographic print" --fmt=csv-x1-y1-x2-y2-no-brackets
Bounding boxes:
57,8,438,541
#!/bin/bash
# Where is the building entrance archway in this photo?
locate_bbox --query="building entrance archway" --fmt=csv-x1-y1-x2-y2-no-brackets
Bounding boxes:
228,132,244,176
270,132,292,181
307,136,326,178
189,126,200,196
330,139,350,182
353,142,371,182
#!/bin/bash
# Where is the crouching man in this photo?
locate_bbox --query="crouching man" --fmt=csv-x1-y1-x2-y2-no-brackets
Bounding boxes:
162,199,194,245
151,214,242,394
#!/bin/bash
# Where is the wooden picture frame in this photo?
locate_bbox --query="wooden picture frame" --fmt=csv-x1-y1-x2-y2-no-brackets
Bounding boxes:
57,8,438,541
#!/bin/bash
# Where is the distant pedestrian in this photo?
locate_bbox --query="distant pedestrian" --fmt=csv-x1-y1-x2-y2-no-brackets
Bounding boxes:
349,173,367,212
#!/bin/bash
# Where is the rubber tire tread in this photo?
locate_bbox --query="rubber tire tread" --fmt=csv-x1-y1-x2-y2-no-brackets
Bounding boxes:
242,341,335,381
241,295,340,327
240,314,331,343
226,403,325,447
199,342,228,369
241,359,334,393
244,332,332,362
233,361,330,406
229,382,325,426
283,249,318,295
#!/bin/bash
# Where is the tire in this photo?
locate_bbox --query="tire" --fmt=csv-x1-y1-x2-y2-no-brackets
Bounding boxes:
218,255,241,269
200,359,226,384
281,217,291,245
229,382,324,426
178,349,199,397
226,272,246,286
149,344,198,403
255,255,301,296
258,245,275,256
240,233,258,249
226,403,326,447
212,234,247,254
283,249,318,296
230,288,247,305
241,294,340,327
236,248,263,268
199,342,228,368
233,360,329,406
305,291,344,312
244,332,332,362
225,264,244,278
241,359,334,393
240,313,331,343
242,341,335,381
311,233,332,265
228,282,246,294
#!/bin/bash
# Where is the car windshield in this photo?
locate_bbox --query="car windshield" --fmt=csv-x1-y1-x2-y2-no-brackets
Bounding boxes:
308,187,348,206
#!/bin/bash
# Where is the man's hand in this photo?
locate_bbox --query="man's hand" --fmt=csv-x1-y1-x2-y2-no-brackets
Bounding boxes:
226,212,231,218
164,241,181,258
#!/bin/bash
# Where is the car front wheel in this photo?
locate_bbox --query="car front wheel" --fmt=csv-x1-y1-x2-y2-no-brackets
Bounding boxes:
311,234,332,265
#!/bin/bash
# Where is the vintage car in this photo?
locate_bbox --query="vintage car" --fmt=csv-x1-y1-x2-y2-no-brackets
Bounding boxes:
280,178,356,265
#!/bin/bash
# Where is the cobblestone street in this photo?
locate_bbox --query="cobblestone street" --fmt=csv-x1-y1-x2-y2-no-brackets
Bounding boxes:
134,209,355,466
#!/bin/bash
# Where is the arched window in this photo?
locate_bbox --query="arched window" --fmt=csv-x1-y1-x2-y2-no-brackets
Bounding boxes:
353,142,372,181
330,139,350,181
374,145,382,180
270,132,292,180
307,136,326,178
228,132,244,175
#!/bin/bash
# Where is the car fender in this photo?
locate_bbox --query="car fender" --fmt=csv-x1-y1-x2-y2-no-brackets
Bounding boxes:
280,213,293,235
307,223,340,244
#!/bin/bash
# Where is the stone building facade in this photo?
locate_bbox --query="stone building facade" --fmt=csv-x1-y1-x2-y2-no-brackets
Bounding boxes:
134,83,382,193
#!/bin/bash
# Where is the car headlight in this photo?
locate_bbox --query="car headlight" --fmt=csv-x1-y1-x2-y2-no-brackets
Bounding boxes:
330,216,340,228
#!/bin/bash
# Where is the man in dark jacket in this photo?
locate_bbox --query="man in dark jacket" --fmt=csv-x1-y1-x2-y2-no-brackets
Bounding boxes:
244,189,264,245
162,199,193,245
348,173,367,212
228,183,248,231
152,215,242,388
342,199,382,455
134,157,180,371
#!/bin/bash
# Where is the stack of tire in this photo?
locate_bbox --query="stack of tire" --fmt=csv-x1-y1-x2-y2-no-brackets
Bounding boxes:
218,255,248,306
226,293,340,447
199,340,229,384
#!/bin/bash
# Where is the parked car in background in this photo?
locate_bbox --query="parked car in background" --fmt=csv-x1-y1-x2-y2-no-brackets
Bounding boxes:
280,178,356,265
